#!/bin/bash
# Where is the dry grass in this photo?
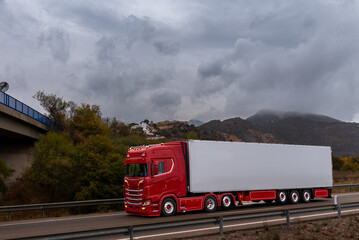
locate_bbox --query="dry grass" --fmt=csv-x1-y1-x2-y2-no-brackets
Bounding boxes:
333,170,359,182
0,209,72,222
332,170,359,193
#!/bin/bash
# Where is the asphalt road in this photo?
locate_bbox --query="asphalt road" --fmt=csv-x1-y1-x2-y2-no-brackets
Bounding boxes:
1,192,359,240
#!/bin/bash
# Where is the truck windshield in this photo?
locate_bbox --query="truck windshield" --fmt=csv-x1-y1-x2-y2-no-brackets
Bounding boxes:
126,163,148,177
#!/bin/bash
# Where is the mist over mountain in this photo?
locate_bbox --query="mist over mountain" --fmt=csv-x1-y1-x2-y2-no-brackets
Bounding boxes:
188,119,204,127
195,110,359,157
247,110,341,125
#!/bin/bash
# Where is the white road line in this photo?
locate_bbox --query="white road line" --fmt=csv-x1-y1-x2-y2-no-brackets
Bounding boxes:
116,208,359,240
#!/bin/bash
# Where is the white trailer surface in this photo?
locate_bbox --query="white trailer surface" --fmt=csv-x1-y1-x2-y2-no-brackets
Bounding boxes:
188,140,333,193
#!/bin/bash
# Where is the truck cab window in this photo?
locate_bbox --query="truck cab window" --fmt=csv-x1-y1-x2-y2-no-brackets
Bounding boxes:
152,161,165,176
126,163,148,177
158,162,165,174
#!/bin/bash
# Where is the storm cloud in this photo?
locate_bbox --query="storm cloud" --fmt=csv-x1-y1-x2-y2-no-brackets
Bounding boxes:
1,0,359,123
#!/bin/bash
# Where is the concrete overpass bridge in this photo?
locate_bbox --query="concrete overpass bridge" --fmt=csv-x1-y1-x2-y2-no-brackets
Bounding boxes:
0,91,51,183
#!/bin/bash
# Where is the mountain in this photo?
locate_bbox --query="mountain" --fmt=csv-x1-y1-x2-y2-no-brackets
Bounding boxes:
199,117,276,143
197,110,359,157
188,119,204,127
247,110,341,125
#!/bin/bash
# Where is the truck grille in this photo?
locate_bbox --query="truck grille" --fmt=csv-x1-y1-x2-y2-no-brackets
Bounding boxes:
125,188,144,205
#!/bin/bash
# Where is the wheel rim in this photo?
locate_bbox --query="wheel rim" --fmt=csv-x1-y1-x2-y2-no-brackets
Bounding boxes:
206,198,215,210
291,192,299,203
304,191,310,201
164,201,174,214
222,196,231,207
279,192,286,202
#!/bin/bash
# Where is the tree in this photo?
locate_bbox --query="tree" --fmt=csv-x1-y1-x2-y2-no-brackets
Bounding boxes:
33,91,75,131
69,104,108,143
187,130,199,140
74,135,124,200
0,158,13,196
105,117,130,136
30,132,76,202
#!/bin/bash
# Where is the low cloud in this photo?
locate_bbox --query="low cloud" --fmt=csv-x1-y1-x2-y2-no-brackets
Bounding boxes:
1,0,359,123
39,28,71,63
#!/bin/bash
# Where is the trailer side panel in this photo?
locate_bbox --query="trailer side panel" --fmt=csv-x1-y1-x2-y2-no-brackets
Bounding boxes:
188,140,333,193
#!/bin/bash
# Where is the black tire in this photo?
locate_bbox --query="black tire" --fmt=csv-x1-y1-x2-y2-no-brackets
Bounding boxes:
204,196,217,212
264,200,273,204
221,195,233,209
289,190,300,204
301,190,311,203
161,198,176,216
276,190,287,204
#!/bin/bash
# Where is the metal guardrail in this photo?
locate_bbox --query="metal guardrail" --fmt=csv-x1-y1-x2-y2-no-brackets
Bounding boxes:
9,202,359,240
332,183,359,192
0,198,124,221
0,91,52,127
0,184,358,222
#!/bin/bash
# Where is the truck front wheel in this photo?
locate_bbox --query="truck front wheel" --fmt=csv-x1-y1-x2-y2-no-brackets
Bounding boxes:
161,198,177,216
204,196,217,212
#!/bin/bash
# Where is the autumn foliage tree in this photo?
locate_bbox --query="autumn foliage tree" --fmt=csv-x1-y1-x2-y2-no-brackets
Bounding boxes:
6,92,136,203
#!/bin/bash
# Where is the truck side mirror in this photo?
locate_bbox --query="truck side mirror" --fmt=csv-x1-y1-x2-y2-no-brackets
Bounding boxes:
153,165,159,175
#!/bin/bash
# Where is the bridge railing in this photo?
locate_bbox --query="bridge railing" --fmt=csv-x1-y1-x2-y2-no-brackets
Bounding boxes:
0,91,52,127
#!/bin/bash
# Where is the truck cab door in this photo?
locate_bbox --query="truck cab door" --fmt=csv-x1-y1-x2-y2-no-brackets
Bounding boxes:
150,158,176,198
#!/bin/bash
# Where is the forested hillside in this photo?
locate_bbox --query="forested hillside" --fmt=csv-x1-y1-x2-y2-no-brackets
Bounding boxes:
2,93,359,205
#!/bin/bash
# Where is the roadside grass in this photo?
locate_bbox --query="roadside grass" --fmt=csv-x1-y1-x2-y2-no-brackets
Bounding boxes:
332,170,359,193
0,205,123,222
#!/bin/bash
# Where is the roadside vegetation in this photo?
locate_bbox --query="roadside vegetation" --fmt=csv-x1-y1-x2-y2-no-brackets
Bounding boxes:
1,91,164,206
0,91,359,221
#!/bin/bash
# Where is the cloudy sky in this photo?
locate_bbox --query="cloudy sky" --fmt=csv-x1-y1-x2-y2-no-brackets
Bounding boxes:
1,0,359,123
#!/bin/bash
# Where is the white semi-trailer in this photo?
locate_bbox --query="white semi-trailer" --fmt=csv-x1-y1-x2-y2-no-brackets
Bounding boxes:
124,140,333,216
188,140,333,192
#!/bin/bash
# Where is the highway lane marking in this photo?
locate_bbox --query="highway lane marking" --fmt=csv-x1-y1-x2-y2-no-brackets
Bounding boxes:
0,212,128,227
116,208,359,240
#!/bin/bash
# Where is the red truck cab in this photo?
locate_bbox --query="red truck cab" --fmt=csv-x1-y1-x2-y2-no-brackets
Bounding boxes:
124,142,187,216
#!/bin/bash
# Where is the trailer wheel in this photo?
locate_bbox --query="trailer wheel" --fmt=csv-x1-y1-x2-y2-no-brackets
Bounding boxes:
204,196,217,212
161,198,176,216
301,190,311,203
276,190,287,204
221,195,233,209
289,190,300,204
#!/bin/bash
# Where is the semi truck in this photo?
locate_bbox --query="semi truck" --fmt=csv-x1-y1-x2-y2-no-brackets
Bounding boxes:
124,140,333,216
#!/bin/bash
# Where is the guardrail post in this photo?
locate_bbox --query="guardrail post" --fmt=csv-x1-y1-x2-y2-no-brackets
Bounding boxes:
337,204,341,219
350,186,352,192
8,211,11,221
42,207,45,219
333,195,338,206
128,226,134,240
219,216,223,235
286,210,290,227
